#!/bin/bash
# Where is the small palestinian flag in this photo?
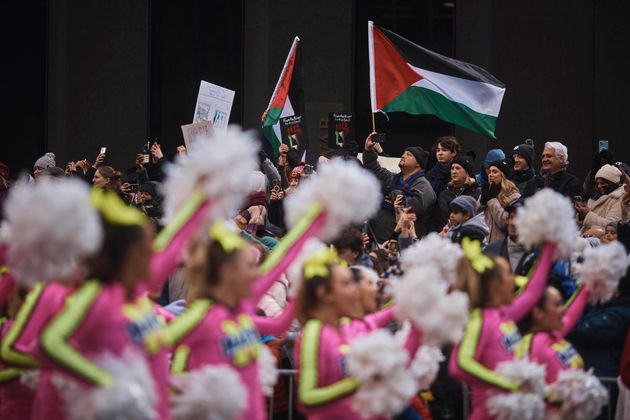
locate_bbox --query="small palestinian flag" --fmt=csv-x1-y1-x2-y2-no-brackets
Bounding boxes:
368,21,506,138
262,37,305,157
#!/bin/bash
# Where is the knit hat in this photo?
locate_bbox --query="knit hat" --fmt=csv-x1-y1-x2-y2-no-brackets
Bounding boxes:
595,164,622,185
451,155,474,176
449,195,478,217
483,149,505,167
34,152,56,169
512,139,535,168
138,182,158,198
488,158,514,181
405,146,429,169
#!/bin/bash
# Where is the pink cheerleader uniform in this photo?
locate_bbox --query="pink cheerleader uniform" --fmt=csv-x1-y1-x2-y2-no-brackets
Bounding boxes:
0,319,34,420
515,285,589,384
448,242,556,420
339,306,395,340
295,318,421,420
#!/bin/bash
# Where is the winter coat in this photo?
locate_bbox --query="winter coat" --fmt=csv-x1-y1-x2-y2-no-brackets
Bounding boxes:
481,191,521,243
427,162,451,197
512,168,535,195
431,181,481,232
568,295,630,377
579,185,624,233
363,149,436,242
522,169,582,198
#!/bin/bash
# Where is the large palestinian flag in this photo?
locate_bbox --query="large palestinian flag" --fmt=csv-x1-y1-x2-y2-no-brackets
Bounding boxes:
368,21,506,138
262,37,305,157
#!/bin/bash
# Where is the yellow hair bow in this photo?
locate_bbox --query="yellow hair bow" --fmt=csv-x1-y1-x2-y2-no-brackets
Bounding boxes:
209,221,245,252
461,237,495,274
303,248,347,280
90,188,146,226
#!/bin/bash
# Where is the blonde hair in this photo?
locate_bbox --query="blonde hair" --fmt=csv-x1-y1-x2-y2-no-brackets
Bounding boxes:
497,177,520,207
453,255,502,308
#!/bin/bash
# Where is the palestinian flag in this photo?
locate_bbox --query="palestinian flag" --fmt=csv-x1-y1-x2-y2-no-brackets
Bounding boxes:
262,37,305,157
368,21,506,138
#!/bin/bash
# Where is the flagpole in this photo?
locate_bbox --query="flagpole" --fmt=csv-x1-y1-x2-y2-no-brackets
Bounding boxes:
371,112,376,133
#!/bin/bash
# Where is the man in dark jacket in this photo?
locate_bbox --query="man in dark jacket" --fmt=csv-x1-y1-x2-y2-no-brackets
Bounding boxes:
523,141,582,198
511,139,535,195
363,133,436,243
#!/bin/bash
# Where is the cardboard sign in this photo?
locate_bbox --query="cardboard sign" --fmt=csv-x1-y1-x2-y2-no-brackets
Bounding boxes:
181,120,214,148
357,153,401,174
280,114,305,151
327,112,355,151
193,81,235,132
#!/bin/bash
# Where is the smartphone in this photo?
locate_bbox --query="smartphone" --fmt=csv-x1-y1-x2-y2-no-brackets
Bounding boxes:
100,147,107,154
598,140,609,152
271,179,281,193
372,133,387,144
404,196,414,209
573,195,584,203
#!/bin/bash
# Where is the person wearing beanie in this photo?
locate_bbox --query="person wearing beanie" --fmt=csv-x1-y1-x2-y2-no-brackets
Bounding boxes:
523,141,581,198
33,152,56,179
427,135,460,196
479,158,521,242
363,132,436,242
475,148,505,189
575,163,624,234
512,139,535,194
444,194,489,242
430,153,480,232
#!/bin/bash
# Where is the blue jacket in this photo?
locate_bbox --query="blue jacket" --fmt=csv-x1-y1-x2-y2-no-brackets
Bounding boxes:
568,295,630,377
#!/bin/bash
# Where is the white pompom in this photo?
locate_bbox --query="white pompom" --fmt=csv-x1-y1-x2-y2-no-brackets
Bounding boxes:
391,266,469,345
347,329,417,418
20,369,39,390
494,358,547,396
285,238,328,299
258,344,279,397
171,364,248,420
580,241,630,304
515,189,579,258
4,178,103,287
546,369,608,420
162,126,260,224
54,349,157,420
487,392,545,420
409,345,445,390
399,233,463,284
283,159,381,241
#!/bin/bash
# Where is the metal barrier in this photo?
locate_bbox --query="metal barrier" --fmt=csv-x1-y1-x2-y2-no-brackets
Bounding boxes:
267,370,619,420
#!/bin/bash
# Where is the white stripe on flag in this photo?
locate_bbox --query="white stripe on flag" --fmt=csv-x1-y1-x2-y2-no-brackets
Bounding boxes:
409,65,505,117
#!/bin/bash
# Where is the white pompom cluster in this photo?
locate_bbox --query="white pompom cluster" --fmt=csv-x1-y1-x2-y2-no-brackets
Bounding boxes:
4,178,103,287
399,233,463,284
580,241,630,304
171,365,248,420
391,266,469,345
284,159,381,241
545,369,608,420
54,349,157,420
162,125,260,224
487,392,545,420
409,345,445,390
486,359,547,420
347,329,417,418
258,344,279,397
285,238,328,299
515,189,579,258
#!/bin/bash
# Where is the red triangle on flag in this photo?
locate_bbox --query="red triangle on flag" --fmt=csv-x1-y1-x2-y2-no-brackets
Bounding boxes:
371,24,423,110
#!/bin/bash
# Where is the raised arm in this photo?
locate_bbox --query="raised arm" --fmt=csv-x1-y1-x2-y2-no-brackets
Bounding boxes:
298,320,359,407
253,300,297,336
504,242,556,322
560,284,589,337
363,306,396,331
149,192,210,293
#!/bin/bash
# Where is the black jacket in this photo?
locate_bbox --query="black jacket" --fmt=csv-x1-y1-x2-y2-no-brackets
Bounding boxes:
430,182,480,232
522,169,582,198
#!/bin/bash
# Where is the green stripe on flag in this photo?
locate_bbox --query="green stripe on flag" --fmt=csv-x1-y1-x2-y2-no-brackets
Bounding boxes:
383,85,499,138
263,107,283,157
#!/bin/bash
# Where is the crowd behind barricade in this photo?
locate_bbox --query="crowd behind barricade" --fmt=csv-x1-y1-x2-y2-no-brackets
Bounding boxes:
0,129,630,420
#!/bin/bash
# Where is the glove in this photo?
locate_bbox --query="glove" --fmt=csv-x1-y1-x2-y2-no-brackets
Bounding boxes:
480,184,499,205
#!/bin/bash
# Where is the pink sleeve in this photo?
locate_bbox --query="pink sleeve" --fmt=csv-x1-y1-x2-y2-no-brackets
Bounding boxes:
363,306,396,331
404,326,423,361
250,212,327,304
253,300,297,336
560,285,589,337
148,198,210,294
504,242,556,322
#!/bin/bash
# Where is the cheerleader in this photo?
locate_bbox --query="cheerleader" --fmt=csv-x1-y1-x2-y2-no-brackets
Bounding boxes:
448,238,556,420
294,248,421,420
